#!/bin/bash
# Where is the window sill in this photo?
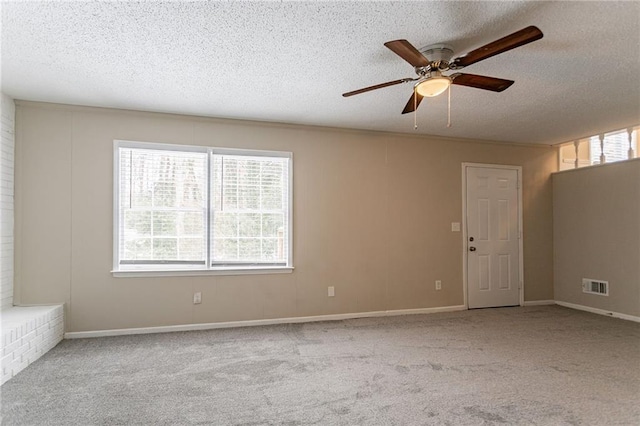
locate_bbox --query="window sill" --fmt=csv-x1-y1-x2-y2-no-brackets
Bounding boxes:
112,266,294,278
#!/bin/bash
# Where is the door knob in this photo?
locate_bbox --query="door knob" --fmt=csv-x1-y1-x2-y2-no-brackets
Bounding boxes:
469,247,477,252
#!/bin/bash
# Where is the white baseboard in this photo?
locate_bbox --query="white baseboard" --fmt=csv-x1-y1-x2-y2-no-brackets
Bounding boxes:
523,300,555,306
64,305,468,339
555,300,640,323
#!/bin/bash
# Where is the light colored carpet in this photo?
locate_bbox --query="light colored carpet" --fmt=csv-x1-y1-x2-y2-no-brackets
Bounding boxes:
1,305,639,425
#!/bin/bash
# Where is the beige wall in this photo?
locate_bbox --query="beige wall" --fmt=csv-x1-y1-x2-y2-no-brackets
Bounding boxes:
15,101,556,332
553,159,640,317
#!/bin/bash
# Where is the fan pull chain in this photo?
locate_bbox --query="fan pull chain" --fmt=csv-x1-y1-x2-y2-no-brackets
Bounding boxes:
447,84,452,128
414,86,418,130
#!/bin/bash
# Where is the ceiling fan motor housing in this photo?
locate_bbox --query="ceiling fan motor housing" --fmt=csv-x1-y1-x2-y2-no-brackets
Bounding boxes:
419,44,455,71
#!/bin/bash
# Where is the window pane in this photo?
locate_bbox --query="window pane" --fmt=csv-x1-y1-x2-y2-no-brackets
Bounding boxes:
124,211,151,236
152,158,176,207
213,238,238,260
182,212,205,235
238,160,260,210
124,238,151,260
261,238,279,261
238,213,260,237
261,161,285,209
211,153,289,264
221,158,239,210
214,212,238,237
153,212,177,236
262,213,284,237
153,238,177,260
238,238,261,260
178,238,205,261
119,147,207,264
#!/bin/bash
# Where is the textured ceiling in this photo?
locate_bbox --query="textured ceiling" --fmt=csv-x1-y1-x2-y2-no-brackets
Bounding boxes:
2,1,639,145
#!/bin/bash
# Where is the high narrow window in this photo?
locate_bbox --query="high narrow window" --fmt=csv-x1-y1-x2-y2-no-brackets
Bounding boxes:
589,130,637,165
558,127,638,171
114,141,292,274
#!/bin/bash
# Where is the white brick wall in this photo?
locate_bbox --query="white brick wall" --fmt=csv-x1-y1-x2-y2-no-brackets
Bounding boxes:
0,96,65,386
1,305,64,385
0,93,15,310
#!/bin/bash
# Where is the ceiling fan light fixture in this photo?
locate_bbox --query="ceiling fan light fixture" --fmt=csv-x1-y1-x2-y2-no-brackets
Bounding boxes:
416,76,451,97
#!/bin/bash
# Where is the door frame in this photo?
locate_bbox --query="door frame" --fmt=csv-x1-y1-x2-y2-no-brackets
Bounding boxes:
461,163,524,309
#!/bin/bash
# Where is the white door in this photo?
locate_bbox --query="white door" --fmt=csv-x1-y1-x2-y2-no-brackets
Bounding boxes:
466,166,521,309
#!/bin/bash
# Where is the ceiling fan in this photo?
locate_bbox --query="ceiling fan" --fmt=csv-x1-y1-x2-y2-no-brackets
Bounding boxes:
342,26,544,115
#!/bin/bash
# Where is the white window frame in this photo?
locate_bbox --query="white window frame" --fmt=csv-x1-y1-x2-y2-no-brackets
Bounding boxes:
113,140,293,277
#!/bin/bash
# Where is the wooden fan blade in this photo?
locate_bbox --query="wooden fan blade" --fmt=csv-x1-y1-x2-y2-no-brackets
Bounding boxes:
342,78,414,97
402,91,424,114
384,39,430,67
451,73,514,92
342,78,416,98
452,26,543,68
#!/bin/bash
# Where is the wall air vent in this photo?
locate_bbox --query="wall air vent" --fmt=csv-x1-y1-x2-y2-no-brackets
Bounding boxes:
582,278,609,296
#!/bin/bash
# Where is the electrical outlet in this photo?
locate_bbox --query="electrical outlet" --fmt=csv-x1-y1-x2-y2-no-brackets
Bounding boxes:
193,292,202,304
328,286,335,297
435,280,442,290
